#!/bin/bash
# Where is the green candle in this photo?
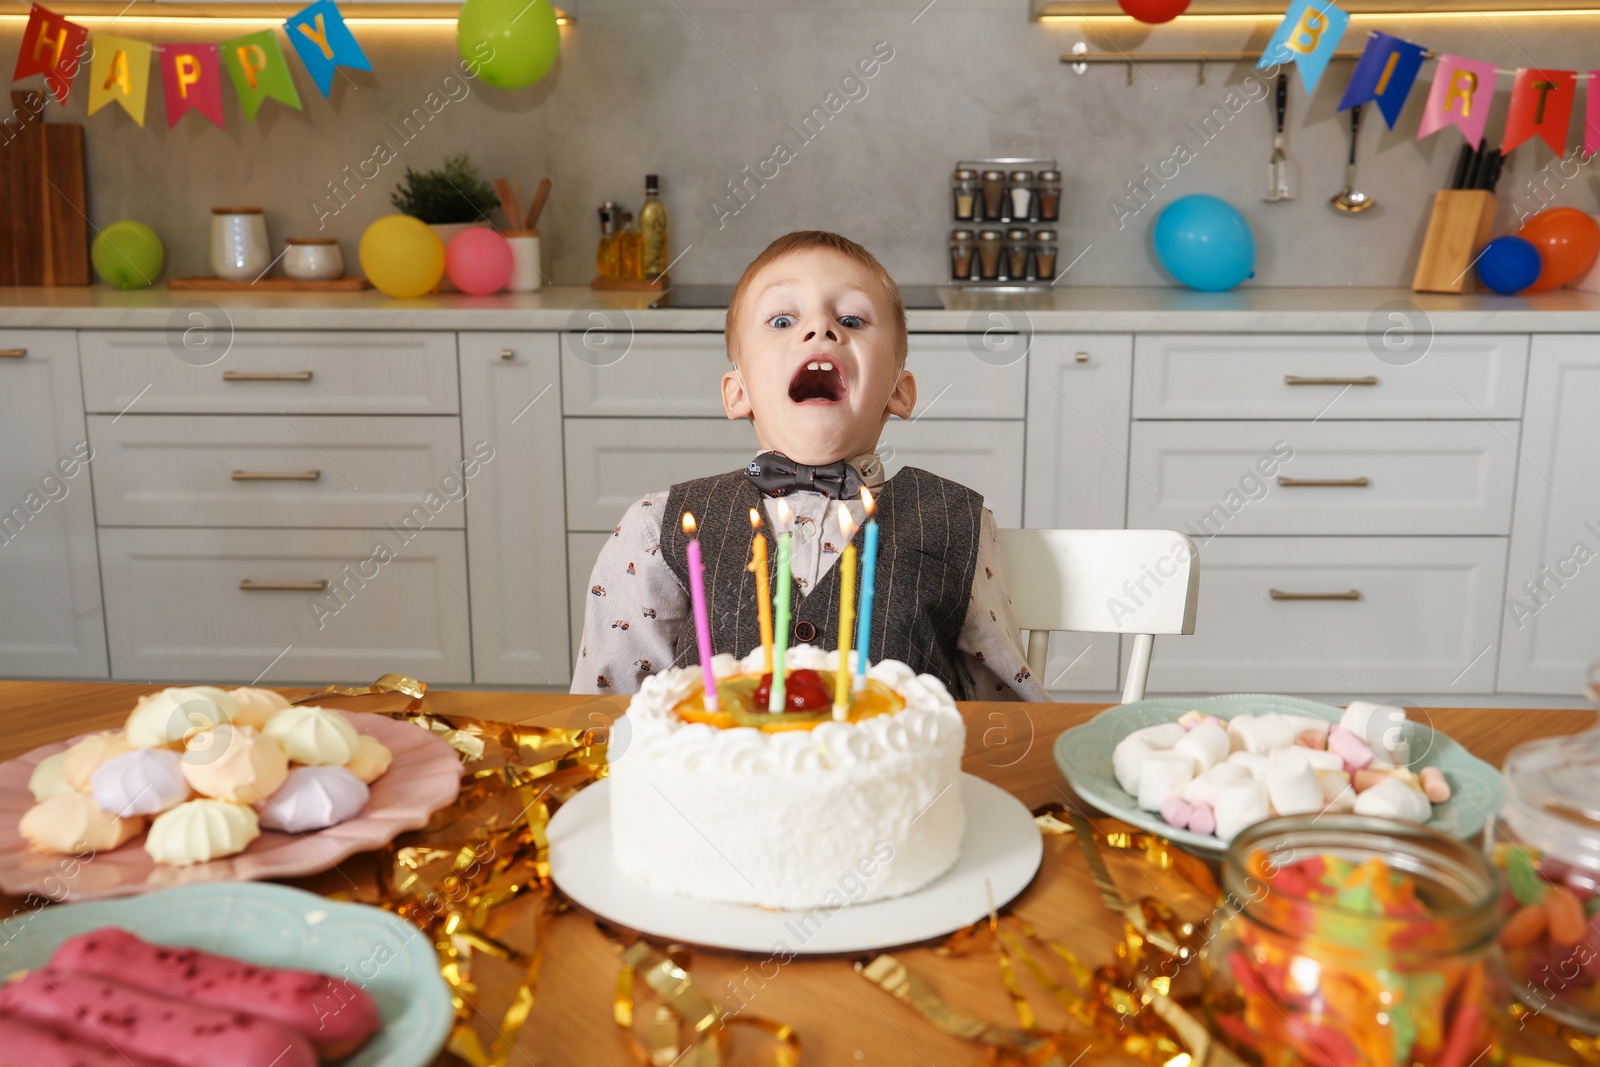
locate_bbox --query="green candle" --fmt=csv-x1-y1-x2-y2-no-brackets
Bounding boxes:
768,501,793,711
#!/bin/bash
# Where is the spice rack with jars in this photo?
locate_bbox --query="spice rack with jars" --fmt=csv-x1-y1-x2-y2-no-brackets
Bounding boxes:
949,158,1060,287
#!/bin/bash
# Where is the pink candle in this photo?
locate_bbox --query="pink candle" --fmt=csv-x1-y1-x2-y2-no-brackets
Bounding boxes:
682,512,719,711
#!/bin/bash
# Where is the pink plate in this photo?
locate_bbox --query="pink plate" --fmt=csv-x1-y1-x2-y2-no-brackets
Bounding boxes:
0,712,462,902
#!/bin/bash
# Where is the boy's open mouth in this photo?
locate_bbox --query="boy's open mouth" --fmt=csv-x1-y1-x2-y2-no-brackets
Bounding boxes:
788,359,847,404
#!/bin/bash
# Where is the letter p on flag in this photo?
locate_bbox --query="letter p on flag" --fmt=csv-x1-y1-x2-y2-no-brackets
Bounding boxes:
1259,0,1349,94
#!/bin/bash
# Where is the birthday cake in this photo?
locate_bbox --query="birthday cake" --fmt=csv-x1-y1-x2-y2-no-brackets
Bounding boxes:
608,644,966,910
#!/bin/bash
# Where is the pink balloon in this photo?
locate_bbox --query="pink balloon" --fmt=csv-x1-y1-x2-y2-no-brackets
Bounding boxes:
445,228,514,296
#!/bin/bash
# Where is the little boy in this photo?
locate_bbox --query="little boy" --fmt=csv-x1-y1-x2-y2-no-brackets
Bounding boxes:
572,230,1046,702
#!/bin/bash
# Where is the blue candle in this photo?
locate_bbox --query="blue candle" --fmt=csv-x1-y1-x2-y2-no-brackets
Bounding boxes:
852,487,878,690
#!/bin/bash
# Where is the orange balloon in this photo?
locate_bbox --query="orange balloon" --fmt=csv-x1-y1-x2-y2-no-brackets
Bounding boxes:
1515,208,1600,291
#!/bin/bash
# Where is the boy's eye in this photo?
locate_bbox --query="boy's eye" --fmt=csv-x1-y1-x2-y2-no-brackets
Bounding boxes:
769,314,796,329
839,315,864,329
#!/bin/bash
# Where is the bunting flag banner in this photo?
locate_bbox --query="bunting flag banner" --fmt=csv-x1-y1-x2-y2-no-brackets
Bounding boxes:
10,4,88,105
284,0,371,97
160,42,225,129
1259,0,1350,93
1336,31,1426,128
85,32,152,125
1503,67,1577,154
1588,71,1600,156
220,29,302,120
1416,54,1499,146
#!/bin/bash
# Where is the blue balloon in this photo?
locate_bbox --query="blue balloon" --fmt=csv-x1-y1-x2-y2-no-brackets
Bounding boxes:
1476,235,1543,295
1153,195,1257,292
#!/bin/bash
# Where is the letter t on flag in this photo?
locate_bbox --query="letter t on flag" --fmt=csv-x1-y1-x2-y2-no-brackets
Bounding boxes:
1503,68,1576,154
1336,31,1426,128
1259,0,1350,94
11,4,88,105
285,0,370,98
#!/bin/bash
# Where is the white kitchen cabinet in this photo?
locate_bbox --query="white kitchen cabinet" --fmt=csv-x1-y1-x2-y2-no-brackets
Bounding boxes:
1499,337,1600,695
0,331,108,678
460,333,571,687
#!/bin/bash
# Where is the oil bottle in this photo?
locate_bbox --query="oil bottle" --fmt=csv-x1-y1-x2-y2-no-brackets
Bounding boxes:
640,174,669,280
594,202,620,280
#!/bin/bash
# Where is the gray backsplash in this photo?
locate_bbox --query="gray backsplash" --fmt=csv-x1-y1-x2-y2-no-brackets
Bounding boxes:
7,0,1597,288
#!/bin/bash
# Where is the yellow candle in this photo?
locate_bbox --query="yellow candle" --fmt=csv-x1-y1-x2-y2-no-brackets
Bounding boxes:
748,507,773,676
833,502,858,721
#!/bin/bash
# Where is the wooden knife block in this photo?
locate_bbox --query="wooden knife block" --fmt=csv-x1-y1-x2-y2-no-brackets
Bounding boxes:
1412,190,1497,294
0,90,90,286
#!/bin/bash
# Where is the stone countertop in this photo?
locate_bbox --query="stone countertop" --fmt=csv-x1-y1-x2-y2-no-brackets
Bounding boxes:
4,284,1600,332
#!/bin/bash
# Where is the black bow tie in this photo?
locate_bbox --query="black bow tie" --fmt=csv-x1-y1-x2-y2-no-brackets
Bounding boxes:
745,452,866,501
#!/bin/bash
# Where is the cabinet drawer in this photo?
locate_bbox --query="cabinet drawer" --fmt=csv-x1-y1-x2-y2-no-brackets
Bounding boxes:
1133,334,1528,419
564,418,1024,531
1127,421,1517,535
80,331,459,415
99,527,472,684
90,415,467,528
562,332,1024,419
1142,537,1506,694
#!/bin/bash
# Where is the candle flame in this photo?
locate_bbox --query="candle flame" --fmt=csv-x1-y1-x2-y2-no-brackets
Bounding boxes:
837,502,859,540
749,507,762,530
682,512,697,536
860,485,876,515
774,499,792,526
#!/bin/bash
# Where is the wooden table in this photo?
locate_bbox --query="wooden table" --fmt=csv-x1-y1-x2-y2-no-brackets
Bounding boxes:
1,681,1593,1066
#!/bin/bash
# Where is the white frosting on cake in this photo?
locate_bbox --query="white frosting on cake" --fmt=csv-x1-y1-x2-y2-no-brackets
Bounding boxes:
608,645,965,911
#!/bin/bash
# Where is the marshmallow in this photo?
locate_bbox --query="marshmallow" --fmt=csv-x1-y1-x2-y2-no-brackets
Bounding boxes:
1159,795,1194,830
1419,766,1451,803
1226,751,1270,780
1228,713,1298,755
1175,722,1231,774
1317,769,1356,812
1266,751,1326,817
1188,801,1217,836
1177,710,1206,730
1136,751,1194,812
1183,762,1253,808
1129,722,1188,750
1342,701,1411,766
1112,737,1153,796
1214,779,1271,841
1352,776,1432,823
1327,726,1375,772
1281,715,1331,747
1352,768,1390,793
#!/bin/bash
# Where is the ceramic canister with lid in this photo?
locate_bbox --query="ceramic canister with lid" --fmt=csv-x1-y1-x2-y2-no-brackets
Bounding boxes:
281,238,343,281
211,207,269,281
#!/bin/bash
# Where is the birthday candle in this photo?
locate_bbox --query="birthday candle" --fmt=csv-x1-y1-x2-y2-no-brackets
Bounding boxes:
748,508,773,676
853,486,878,692
682,512,718,712
833,502,857,721
769,500,793,712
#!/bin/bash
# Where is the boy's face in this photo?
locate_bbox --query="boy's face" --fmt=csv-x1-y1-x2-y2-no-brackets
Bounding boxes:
722,247,915,466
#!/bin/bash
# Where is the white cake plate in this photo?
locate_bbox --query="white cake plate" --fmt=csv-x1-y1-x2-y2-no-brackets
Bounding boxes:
548,773,1043,956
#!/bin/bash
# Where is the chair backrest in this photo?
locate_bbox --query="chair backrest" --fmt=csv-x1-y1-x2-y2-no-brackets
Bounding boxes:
995,529,1200,702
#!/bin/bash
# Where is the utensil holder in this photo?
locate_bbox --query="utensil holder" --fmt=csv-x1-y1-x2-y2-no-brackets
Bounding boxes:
503,229,541,293
1412,190,1497,294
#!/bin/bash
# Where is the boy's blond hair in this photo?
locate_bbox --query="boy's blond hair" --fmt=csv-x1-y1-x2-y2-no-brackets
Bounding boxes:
725,231,908,369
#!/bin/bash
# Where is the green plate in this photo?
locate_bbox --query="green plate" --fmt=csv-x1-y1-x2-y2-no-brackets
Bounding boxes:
0,882,452,1067
1053,694,1504,858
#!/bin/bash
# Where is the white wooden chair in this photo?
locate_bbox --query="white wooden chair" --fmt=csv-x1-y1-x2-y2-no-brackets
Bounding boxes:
995,529,1200,704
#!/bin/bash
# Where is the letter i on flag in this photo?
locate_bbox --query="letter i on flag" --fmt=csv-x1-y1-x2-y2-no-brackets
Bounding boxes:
1259,0,1350,93
220,29,302,120
1417,54,1499,146
161,43,225,129
1336,31,1426,128
285,0,370,98
11,4,88,105
1503,68,1576,154
87,33,153,126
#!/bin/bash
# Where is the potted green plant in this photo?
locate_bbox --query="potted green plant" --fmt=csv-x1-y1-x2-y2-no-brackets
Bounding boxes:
391,153,499,292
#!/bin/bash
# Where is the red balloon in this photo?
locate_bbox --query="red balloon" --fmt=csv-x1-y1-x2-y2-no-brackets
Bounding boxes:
1516,207,1600,292
1117,0,1190,21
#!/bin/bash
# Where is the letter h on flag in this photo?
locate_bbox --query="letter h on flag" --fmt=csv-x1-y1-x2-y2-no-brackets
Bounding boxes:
1259,0,1350,94
11,4,88,105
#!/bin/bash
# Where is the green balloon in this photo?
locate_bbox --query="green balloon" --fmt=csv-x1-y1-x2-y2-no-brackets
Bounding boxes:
92,220,164,291
457,0,560,90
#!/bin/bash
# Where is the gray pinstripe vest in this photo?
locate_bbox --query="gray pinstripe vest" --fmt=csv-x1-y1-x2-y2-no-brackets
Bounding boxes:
661,466,982,699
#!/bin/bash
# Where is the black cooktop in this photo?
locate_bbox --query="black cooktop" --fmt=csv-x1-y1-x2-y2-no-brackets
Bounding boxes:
649,284,945,310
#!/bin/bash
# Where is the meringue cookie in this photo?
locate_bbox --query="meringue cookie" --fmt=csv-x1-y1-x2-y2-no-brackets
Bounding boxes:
125,687,236,749
181,725,288,804
344,735,392,784
257,766,369,833
27,751,73,802
144,799,260,866
20,792,144,854
262,706,360,765
91,749,191,817
62,731,134,792
227,687,292,730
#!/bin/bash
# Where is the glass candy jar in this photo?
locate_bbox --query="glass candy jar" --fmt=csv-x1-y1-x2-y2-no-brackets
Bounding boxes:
1488,726,1600,1034
1202,815,1508,1067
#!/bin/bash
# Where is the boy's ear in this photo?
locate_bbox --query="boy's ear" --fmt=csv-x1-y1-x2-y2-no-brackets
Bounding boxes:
722,367,753,421
886,368,917,420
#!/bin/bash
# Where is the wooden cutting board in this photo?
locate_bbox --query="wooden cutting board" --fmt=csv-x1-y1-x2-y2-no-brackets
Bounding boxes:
1,90,90,286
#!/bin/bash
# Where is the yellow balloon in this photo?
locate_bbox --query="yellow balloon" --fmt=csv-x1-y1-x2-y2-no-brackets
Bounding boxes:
360,215,445,298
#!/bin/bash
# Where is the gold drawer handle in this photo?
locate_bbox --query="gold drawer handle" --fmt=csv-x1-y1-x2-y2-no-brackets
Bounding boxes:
0,348,26,359
222,371,314,382
240,579,329,592
1284,375,1378,386
231,470,322,481
1270,588,1362,601
1277,476,1370,488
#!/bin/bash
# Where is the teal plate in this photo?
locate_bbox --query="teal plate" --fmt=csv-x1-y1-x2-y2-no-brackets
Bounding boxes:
1053,694,1504,858
0,882,452,1067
